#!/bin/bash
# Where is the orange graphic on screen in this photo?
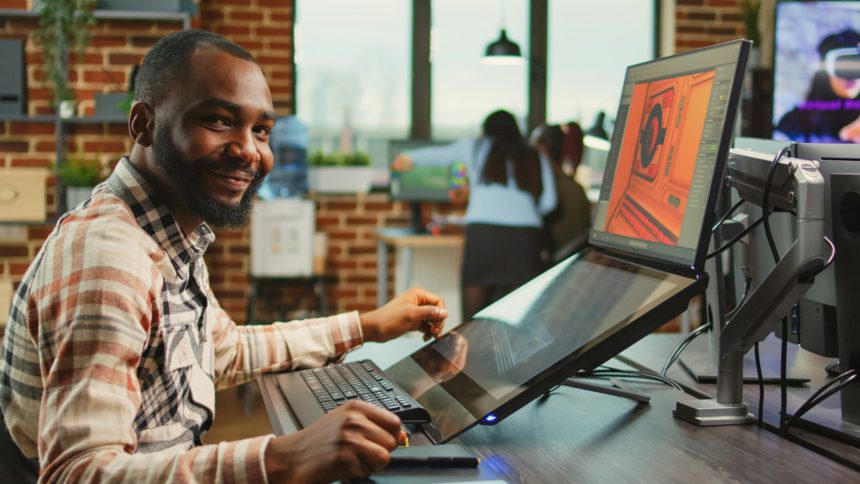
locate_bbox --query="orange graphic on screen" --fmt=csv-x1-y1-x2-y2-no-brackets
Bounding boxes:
605,70,715,245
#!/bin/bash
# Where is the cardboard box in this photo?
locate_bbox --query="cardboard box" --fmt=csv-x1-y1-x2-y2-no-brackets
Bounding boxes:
251,199,315,277
0,169,49,222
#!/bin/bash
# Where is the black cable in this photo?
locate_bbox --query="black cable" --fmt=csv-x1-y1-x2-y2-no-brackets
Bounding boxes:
761,147,791,433
725,276,752,321
706,216,765,259
660,321,712,377
784,370,858,434
579,370,685,392
712,198,746,232
754,343,764,427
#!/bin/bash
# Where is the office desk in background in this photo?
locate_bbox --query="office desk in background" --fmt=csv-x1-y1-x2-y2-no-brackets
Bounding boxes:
258,334,859,483
375,228,463,322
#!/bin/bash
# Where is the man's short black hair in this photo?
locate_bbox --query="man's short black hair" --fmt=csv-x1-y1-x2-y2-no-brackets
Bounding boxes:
136,30,257,105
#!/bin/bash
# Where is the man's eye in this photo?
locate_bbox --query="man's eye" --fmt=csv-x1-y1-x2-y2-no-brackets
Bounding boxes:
204,116,229,127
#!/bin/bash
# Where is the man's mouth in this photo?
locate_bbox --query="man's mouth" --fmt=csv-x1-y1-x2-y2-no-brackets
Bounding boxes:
207,168,256,191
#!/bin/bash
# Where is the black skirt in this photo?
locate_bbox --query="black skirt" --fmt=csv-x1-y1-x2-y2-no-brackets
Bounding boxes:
461,223,545,287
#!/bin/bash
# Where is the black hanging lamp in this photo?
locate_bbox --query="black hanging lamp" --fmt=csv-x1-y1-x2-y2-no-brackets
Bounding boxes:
483,0,524,65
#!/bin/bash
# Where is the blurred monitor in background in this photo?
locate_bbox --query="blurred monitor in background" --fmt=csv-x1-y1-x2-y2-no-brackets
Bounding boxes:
773,1,860,143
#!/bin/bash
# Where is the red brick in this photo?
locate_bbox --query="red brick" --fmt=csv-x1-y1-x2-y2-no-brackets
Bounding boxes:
88,36,128,48
9,123,54,135
130,36,162,48
231,10,264,21
0,141,28,152
229,246,251,255
0,246,28,258
108,53,144,66
10,158,50,168
81,140,127,153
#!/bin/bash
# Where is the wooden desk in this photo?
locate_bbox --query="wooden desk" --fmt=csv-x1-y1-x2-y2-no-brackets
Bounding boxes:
375,228,463,319
259,334,859,482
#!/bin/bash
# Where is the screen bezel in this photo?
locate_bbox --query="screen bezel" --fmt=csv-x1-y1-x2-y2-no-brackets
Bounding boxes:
387,249,705,444
589,39,751,276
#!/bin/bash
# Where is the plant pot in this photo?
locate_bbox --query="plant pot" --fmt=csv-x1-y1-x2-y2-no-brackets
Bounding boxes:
65,186,93,210
58,100,76,119
308,166,374,194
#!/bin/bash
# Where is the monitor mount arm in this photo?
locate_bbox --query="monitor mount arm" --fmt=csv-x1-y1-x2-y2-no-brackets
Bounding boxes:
675,149,831,426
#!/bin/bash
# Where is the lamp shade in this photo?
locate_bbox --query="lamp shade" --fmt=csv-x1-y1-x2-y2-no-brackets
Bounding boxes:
483,29,524,64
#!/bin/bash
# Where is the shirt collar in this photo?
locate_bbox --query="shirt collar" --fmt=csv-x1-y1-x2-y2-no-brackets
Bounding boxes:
107,157,215,273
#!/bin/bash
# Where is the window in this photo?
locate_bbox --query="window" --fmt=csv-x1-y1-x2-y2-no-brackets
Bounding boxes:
547,0,655,134
295,1,411,164
431,0,529,139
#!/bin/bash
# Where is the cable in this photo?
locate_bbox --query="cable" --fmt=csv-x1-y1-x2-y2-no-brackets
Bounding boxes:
783,369,858,434
725,276,752,320
754,343,764,427
712,199,746,232
578,368,685,392
759,147,792,432
660,321,712,377
706,216,765,259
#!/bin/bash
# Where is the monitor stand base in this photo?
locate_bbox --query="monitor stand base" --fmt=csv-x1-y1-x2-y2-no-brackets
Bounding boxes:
561,377,650,404
673,398,754,426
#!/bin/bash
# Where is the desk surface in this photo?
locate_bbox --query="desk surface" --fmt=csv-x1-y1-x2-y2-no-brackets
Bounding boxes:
376,228,463,248
260,334,860,483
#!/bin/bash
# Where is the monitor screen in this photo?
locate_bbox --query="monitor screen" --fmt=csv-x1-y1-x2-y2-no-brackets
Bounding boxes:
388,139,454,202
773,1,860,144
590,40,750,271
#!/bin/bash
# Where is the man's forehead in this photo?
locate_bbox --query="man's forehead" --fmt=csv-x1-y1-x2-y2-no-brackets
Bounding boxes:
173,46,273,112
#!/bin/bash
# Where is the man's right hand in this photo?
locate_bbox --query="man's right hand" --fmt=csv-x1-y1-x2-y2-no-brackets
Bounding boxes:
263,400,402,483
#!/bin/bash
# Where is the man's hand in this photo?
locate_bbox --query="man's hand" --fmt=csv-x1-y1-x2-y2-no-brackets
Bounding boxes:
839,115,860,143
264,400,402,483
360,288,448,343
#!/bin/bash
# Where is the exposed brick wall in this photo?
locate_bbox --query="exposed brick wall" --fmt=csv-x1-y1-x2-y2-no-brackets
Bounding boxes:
1,1,742,328
675,0,746,52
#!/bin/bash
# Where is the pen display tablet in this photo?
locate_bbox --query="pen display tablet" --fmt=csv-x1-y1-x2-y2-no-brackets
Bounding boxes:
384,249,701,443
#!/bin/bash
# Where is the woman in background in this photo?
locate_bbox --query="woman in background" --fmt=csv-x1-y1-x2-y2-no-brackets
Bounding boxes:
532,123,592,262
393,110,557,321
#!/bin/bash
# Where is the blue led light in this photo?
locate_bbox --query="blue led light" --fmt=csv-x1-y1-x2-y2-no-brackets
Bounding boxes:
483,413,498,423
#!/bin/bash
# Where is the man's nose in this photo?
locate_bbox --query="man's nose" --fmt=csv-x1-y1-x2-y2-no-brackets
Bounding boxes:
227,130,262,166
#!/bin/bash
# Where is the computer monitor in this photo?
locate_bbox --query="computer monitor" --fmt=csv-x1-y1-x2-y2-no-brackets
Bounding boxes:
726,141,860,430
772,0,860,143
590,40,751,273
388,139,454,233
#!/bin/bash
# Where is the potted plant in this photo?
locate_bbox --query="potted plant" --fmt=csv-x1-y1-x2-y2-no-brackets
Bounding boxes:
307,150,375,194
33,0,97,113
740,0,762,66
56,154,105,210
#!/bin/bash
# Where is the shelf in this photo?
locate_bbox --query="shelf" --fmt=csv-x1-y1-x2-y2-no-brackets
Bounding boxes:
66,115,127,124
0,8,191,29
0,115,126,124
0,115,55,123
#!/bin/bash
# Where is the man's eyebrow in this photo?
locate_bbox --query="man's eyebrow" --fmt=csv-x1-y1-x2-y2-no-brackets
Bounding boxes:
196,96,276,121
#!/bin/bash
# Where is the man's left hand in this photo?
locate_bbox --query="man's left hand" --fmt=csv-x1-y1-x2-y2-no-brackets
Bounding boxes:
360,288,448,343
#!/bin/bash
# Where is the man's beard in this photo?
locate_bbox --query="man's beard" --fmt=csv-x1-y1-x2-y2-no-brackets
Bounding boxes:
153,124,264,229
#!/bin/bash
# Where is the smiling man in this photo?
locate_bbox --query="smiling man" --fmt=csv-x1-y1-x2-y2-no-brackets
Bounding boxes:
0,30,447,483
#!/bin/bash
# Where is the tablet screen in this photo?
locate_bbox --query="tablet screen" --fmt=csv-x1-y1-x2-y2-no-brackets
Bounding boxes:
385,249,698,442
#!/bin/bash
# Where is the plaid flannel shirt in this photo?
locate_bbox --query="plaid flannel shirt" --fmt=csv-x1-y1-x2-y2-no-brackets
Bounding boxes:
0,157,363,483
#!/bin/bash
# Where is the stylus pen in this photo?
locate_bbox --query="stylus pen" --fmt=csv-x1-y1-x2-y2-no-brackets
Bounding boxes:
389,456,480,468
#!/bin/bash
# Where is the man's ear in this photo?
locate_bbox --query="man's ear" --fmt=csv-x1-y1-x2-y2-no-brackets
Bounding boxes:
129,101,155,147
